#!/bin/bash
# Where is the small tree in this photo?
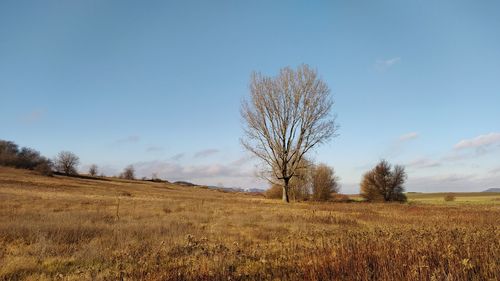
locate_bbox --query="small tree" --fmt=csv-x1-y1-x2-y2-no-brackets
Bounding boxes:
312,164,339,201
89,164,98,176
444,193,456,202
54,151,80,175
121,165,135,180
360,160,407,202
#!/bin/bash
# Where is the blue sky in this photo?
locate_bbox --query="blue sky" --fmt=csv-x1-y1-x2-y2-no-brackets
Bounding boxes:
1,0,499,193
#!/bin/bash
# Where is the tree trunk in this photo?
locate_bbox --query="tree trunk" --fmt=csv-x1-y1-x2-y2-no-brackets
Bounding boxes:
282,178,290,203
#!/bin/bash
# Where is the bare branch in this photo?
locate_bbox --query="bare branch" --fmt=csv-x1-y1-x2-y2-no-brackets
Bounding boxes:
240,64,338,202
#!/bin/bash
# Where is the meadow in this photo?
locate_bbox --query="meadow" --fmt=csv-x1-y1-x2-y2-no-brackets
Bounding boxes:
0,167,499,280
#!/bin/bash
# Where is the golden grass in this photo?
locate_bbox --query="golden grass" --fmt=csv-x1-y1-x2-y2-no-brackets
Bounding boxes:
0,167,499,280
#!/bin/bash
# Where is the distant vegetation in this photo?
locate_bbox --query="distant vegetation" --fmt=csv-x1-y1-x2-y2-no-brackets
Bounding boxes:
88,164,98,176
54,151,80,176
444,193,456,202
265,162,340,202
0,139,53,176
120,165,136,180
360,160,407,202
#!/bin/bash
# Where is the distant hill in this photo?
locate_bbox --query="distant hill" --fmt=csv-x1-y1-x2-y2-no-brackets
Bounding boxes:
245,188,265,193
172,182,264,193
173,181,197,186
482,188,500,193
204,186,265,193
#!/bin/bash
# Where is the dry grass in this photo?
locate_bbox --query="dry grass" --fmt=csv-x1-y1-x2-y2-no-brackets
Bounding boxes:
0,167,499,280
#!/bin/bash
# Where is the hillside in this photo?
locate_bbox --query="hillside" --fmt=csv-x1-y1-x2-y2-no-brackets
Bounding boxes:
0,167,499,280
483,188,500,193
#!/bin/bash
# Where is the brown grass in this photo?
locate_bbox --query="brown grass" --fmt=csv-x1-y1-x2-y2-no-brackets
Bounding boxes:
0,167,499,280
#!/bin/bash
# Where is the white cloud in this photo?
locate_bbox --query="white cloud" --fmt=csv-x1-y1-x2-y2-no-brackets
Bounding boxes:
454,132,500,150
490,167,500,174
406,173,500,193
398,132,419,142
375,57,401,71
130,160,264,188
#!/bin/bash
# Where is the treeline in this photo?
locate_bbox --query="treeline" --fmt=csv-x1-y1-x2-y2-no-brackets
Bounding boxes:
265,161,342,202
0,139,141,180
2,138,409,203
0,140,53,175
266,159,408,203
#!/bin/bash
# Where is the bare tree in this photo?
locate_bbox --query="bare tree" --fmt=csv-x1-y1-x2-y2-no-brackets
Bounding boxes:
55,151,80,175
264,157,312,201
89,164,98,176
241,64,338,202
0,140,19,167
360,160,407,202
121,165,135,180
311,164,339,201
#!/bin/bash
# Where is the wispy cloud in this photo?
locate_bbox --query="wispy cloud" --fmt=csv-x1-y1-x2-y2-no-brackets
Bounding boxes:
194,149,219,158
230,156,252,167
115,135,140,144
490,167,500,174
443,132,500,161
398,132,419,142
146,146,163,152
170,153,185,161
405,158,441,169
383,132,419,158
19,109,45,124
454,132,500,150
375,57,401,71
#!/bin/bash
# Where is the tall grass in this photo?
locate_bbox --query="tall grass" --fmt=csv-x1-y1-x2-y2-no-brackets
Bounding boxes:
0,167,499,280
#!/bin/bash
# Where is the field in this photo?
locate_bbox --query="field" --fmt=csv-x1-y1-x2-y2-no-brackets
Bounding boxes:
407,192,500,204
0,167,499,280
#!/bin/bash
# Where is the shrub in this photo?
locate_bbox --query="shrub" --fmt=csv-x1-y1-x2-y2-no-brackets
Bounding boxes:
312,164,339,201
265,184,282,199
444,193,456,202
331,193,352,203
360,160,407,202
88,164,98,176
288,172,311,201
34,161,54,176
120,165,135,180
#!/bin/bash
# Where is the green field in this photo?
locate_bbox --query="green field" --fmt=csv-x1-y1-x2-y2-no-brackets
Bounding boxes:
346,192,500,205
406,192,500,204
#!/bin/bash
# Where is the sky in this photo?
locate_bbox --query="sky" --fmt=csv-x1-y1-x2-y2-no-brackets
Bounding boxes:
1,0,499,193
